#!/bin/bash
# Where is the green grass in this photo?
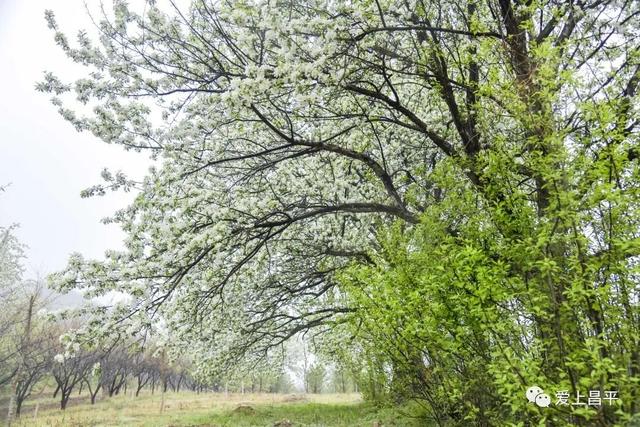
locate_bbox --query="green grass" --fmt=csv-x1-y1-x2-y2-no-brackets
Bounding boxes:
9,391,424,426
168,403,422,426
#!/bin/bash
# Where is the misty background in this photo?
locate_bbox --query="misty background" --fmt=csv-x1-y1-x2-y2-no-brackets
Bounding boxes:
0,0,149,286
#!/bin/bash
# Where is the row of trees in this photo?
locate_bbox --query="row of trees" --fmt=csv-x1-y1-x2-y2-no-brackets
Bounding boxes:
1,225,360,424
0,222,271,420
0,240,188,417
48,341,194,410
1,220,356,415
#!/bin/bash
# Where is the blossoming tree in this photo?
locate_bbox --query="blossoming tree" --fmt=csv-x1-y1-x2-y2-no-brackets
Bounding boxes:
39,0,639,424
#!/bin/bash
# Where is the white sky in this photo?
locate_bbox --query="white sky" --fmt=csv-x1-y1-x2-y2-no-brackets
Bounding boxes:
0,0,150,279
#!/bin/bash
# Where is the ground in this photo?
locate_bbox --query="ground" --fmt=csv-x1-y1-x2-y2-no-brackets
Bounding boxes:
7,391,423,426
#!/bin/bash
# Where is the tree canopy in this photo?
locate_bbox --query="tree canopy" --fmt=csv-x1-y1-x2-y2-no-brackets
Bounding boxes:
39,0,639,424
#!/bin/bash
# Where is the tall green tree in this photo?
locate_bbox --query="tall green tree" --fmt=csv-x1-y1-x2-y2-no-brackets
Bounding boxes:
0,223,25,386
305,362,326,394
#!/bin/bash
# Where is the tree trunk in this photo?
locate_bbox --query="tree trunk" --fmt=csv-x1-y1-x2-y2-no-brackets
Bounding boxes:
61,392,69,410
5,382,16,426
89,382,101,404
8,294,38,424
52,383,60,399
136,383,144,397
15,398,23,417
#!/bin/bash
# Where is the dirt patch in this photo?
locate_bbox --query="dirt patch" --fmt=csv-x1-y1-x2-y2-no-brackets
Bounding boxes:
282,394,308,403
168,425,217,427
232,404,256,415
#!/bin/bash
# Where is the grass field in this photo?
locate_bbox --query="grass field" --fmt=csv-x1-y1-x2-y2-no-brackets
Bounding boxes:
7,391,424,426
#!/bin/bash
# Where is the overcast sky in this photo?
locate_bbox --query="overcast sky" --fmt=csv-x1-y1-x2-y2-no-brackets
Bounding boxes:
0,0,150,279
